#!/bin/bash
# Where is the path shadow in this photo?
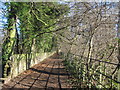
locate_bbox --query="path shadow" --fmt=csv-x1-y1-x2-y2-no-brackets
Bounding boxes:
29,67,69,76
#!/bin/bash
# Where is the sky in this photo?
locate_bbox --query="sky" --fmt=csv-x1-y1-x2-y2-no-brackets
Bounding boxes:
0,1,7,30
0,2,4,29
0,1,6,42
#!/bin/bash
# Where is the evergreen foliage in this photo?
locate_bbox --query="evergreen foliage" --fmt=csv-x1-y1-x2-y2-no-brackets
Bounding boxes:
2,2,69,77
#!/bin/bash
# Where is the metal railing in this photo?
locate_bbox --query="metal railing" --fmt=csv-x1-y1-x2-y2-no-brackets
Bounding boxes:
64,52,120,89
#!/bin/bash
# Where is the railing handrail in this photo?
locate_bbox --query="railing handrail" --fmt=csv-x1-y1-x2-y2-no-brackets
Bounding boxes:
68,53,118,66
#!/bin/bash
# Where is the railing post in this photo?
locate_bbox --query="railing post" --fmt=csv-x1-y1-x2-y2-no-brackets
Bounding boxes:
118,63,120,90
0,33,4,89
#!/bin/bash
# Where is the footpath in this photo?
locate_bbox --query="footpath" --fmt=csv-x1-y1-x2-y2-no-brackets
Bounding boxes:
2,54,72,90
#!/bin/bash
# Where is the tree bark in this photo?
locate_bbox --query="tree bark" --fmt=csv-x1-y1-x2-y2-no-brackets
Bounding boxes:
117,2,120,89
2,3,17,78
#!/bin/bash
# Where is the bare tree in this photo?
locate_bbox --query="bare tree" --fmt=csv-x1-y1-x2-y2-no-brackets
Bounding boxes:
57,2,119,88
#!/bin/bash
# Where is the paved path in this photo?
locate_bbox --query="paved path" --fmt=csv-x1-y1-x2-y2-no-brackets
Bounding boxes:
2,54,72,89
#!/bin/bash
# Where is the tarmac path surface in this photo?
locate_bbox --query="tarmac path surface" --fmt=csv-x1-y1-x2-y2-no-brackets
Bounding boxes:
2,54,72,90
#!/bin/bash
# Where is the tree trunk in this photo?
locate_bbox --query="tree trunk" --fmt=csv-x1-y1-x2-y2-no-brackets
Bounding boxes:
2,3,17,78
117,2,120,89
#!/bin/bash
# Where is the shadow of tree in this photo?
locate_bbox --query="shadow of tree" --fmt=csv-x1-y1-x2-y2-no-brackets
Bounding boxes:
29,67,69,76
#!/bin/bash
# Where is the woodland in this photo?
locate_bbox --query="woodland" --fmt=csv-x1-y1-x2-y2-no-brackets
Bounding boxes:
1,1,120,89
